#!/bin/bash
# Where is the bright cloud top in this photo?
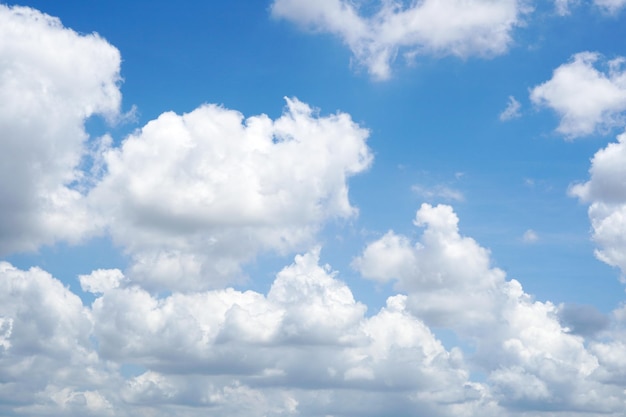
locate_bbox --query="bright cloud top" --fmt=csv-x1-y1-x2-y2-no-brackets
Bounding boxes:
88,98,372,290
271,0,529,80
530,52,626,138
0,4,122,254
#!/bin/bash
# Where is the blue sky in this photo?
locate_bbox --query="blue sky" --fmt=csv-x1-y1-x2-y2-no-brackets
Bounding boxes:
2,1,626,416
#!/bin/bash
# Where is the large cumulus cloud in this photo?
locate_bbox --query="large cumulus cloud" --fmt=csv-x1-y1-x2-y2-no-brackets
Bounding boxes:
88,98,372,290
0,4,122,254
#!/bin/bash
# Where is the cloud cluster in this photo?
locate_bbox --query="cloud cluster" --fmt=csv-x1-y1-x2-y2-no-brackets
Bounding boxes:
271,0,530,79
88,98,372,290
0,4,122,254
4,206,626,416
4,3,626,417
530,52,626,138
354,204,623,415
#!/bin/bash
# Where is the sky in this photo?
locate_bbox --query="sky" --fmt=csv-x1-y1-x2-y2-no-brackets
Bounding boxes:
2,0,626,416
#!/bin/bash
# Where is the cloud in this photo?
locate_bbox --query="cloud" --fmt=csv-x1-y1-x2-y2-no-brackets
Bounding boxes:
411,184,465,202
0,262,117,417
271,0,531,80
0,5,122,254
522,229,539,243
499,96,522,121
594,0,626,13
530,52,626,138
87,250,487,416
87,98,372,291
557,303,610,337
554,0,575,15
353,204,618,413
570,131,626,276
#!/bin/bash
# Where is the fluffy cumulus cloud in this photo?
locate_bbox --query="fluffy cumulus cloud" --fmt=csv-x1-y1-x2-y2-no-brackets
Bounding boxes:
530,52,626,138
354,203,626,415
271,0,530,80
0,251,495,417
570,131,626,276
88,98,372,290
0,4,122,254
5,208,626,416
0,262,117,417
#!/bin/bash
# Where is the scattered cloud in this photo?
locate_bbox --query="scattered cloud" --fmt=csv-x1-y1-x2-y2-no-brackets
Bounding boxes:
271,0,531,80
522,229,539,243
499,96,522,121
530,52,626,138
411,184,465,202
594,0,626,13
4,2,626,417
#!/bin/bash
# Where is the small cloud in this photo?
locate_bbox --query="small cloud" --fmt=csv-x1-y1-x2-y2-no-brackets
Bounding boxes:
522,229,539,243
412,184,464,202
499,96,522,121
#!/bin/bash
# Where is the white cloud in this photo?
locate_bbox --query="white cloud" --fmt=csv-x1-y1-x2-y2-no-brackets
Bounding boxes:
522,229,539,243
530,52,626,138
271,0,530,80
595,0,626,13
88,98,372,291
87,249,486,416
499,96,522,121
570,131,626,276
0,262,118,417
412,184,465,202
0,5,122,254
554,0,578,15
353,204,614,414
79,269,126,294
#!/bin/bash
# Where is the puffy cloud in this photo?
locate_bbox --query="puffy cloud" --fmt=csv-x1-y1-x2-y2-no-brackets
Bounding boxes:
0,262,116,417
89,98,372,290
271,0,530,80
88,249,485,416
0,5,122,254
570,131,626,276
530,52,626,138
79,269,126,294
499,96,522,121
353,204,617,414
